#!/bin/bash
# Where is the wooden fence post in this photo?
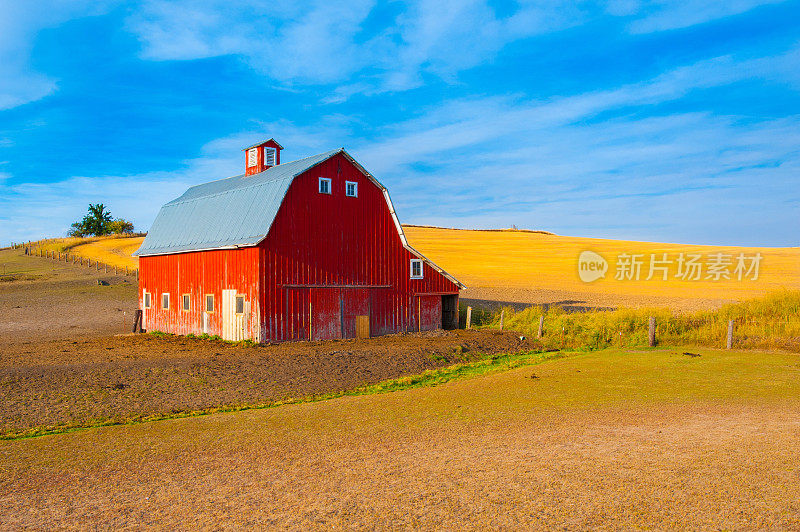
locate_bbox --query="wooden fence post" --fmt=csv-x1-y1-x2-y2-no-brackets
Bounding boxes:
466,306,472,329
727,320,734,349
648,316,656,347
499,309,505,330
132,309,143,333
537,315,544,339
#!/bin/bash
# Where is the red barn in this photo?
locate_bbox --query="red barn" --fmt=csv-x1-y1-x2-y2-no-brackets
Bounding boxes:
133,139,463,342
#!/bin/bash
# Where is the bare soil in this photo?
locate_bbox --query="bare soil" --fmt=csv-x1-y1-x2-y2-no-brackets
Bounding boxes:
0,249,138,345
0,329,536,437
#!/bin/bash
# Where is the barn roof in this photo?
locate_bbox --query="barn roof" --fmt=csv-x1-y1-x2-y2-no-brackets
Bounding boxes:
134,148,464,288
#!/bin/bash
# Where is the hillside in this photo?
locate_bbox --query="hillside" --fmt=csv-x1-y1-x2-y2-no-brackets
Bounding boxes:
25,227,800,311
403,226,800,310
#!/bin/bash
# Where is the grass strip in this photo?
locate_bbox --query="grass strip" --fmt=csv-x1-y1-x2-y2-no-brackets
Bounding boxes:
0,349,568,441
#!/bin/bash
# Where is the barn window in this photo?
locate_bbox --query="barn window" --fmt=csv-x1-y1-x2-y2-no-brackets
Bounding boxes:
263,147,276,166
235,296,245,314
205,294,214,313
247,148,258,168
410,259,423,279
162,293,170,310
319,177,331,194
143,292,151,309
182,294,190,311
345,181,358,197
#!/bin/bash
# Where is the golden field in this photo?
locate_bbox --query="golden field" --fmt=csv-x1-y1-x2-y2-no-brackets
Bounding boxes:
32,235,143,269
403,225,800,309
24,227,800,309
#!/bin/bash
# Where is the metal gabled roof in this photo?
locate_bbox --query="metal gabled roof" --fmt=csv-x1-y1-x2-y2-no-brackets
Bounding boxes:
133,147,465,289
134,149,339,256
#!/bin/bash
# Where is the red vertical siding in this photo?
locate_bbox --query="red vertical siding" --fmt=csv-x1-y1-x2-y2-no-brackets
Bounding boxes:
257,152,458,341
138,247,261,340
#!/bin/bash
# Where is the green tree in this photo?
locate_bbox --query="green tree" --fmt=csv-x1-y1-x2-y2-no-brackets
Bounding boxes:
107,219,135,234
68,203,114,237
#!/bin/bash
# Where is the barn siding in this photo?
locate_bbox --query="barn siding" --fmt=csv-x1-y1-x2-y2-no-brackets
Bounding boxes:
138,247,261,340
258,152,458,341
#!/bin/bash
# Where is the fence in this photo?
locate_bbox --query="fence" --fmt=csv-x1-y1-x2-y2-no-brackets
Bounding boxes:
463,303,752,351
11,240,139,279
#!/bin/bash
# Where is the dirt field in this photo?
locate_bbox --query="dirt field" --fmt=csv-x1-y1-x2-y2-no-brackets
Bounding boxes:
0,249,138,344
0,329,535,438
2,347,799,529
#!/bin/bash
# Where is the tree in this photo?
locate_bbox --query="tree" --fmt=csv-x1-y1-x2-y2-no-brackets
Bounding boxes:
107,219,135,234
67,204,133,237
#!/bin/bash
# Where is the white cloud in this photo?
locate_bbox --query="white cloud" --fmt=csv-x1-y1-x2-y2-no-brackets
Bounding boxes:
128,0,379,84
125,0,585,93
0,1,120,110
622,0,787,34
353,43,800,174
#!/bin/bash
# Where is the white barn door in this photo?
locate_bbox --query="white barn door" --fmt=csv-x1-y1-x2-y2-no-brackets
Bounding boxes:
222,289,248,341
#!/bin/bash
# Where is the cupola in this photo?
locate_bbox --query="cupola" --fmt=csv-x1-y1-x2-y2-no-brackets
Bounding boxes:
243,138,283,175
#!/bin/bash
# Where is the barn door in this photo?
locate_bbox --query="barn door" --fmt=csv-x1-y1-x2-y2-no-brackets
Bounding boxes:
442,295,459,330
222,289,249,341
417,295,442,332
311,288,341,340
341,289,370,339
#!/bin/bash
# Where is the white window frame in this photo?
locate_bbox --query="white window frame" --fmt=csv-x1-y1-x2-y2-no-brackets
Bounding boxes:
205,294,215,313
161,293,170,310
345,181,358,197
410,259,423,279
235,295,245,315
247,148,258,168
182,294,190,312
143,291,151,309
319,177,332,195
263,146,276,166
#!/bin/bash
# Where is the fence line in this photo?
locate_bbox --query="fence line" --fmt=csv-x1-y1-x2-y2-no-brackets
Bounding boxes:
17,241,139,279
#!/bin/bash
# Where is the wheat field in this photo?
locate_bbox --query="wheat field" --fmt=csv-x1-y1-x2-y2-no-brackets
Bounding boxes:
403,225,800,309
33,235,143,269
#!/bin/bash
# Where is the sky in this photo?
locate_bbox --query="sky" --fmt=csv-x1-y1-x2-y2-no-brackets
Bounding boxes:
0,0,798,247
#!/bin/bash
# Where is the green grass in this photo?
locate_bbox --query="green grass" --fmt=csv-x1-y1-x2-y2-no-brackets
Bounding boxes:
475,289,800,352
1,349,565,441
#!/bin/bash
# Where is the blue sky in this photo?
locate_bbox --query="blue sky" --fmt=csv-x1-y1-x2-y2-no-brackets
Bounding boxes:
0,0,798,246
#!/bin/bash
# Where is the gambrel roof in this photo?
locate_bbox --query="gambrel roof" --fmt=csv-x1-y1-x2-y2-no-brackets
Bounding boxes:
134,149,464,287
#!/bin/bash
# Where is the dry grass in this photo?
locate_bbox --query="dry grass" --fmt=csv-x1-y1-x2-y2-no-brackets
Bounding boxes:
481,289,800,353
3,347,800,528
404,225,800,303
33,235,143,269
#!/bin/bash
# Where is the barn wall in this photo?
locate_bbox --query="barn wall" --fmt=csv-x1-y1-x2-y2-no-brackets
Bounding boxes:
138,247,261,340
258,152,458,341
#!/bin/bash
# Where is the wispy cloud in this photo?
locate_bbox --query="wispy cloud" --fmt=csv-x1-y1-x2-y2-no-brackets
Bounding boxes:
621,0,788,33
0,1,119,109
